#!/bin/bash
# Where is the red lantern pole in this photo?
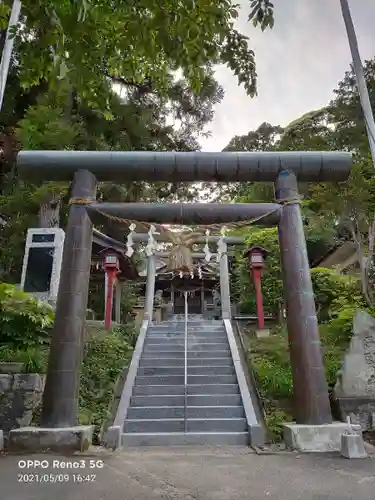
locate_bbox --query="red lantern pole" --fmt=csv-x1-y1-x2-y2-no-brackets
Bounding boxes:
105,269,117,329
244,246,268,332
102,251,120,330
252,267,265,329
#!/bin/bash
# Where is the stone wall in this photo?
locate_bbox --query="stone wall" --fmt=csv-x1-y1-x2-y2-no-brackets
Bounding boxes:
334,310,375,431
0,373,45,439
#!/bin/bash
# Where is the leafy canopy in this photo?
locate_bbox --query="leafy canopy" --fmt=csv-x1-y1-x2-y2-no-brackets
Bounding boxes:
1,0,275,110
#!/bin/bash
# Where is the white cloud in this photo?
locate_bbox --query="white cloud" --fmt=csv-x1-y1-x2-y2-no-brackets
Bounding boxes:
201,0,375,151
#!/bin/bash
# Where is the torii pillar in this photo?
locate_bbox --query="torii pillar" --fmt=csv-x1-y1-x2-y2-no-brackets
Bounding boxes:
275,170,332,425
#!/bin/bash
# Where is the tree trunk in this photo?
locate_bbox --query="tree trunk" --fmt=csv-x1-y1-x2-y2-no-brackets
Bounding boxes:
38,193,61,228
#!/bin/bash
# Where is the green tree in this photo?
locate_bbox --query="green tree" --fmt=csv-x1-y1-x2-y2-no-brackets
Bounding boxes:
225,58,375,292
0,0,275,110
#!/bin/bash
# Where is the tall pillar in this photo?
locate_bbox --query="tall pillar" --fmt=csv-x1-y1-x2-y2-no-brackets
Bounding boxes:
219,241,231,320
115,279,122,324
144,255,156,321
275,170,332,425
41,170,97,427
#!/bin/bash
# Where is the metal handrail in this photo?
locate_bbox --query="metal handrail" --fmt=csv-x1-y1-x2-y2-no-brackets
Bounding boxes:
184,291,188,433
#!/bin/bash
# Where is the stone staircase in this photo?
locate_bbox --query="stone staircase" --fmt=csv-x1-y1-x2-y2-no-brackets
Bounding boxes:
120,316,261,446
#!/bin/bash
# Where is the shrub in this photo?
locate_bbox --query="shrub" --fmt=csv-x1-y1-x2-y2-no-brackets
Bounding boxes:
264,406,293,441
0,345,49,373
310,268,360,322
0,283,54,348
79,326,134,441
249,333,293,400
233,226,362,321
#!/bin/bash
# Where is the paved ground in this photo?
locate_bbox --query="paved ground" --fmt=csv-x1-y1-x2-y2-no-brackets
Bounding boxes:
1,447,374,500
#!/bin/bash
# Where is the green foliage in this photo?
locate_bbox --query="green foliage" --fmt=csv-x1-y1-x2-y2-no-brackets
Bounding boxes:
249,334,292,400
78,326,134,441
9,0,274,107
264,407,293,441
310,268,360,322
0,345,49,373
234,227,282,315
17,102,80,150
249,332,293,441
248,0,275,31
87,280,140,323
0,283,54,348
234,225,362,320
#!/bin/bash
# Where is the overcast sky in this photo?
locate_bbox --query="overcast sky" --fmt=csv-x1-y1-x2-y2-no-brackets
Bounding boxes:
200,0,375,151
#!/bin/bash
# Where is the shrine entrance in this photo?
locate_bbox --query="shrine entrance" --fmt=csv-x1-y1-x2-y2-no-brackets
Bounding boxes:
174,288,202,315
17,150,352,430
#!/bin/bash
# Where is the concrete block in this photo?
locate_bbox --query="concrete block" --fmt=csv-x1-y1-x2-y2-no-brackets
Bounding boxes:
12,374,45,392
8,425,94,453
103,425,121,450
341,433,367,459
283,422,362,452
249,424,265,446
0,430,3,450
0,374,12,392
255,329,271,338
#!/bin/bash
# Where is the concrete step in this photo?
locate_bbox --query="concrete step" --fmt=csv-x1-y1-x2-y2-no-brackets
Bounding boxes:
130,394,243,407
188,384,240,395
188,375,237,384
144,338,228,344
188,351,232,358
127,406,245,419
132,384,240,396
144,337,228,344
139,357,183,367
142,351,185,358
188,357,233,366
141,350,231,359
135,375,237,386
148,324,224,328
148,325,224,329
135,375,185,385
124,418,247,433
147,328,226,337
121,432,249,446
137,366,235,376
139,357,233,367
143,343,230,352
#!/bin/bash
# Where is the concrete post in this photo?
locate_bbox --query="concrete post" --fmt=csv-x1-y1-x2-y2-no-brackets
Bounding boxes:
219,241,231,320
275,170,332,425
41,169,97,427
144,255,156,321
115,279,122,323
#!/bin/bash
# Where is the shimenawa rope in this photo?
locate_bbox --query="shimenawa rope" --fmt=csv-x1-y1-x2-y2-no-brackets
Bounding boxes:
68,195,302,271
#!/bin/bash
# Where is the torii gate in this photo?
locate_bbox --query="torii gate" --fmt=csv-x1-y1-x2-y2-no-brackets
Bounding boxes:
16,150,352,442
